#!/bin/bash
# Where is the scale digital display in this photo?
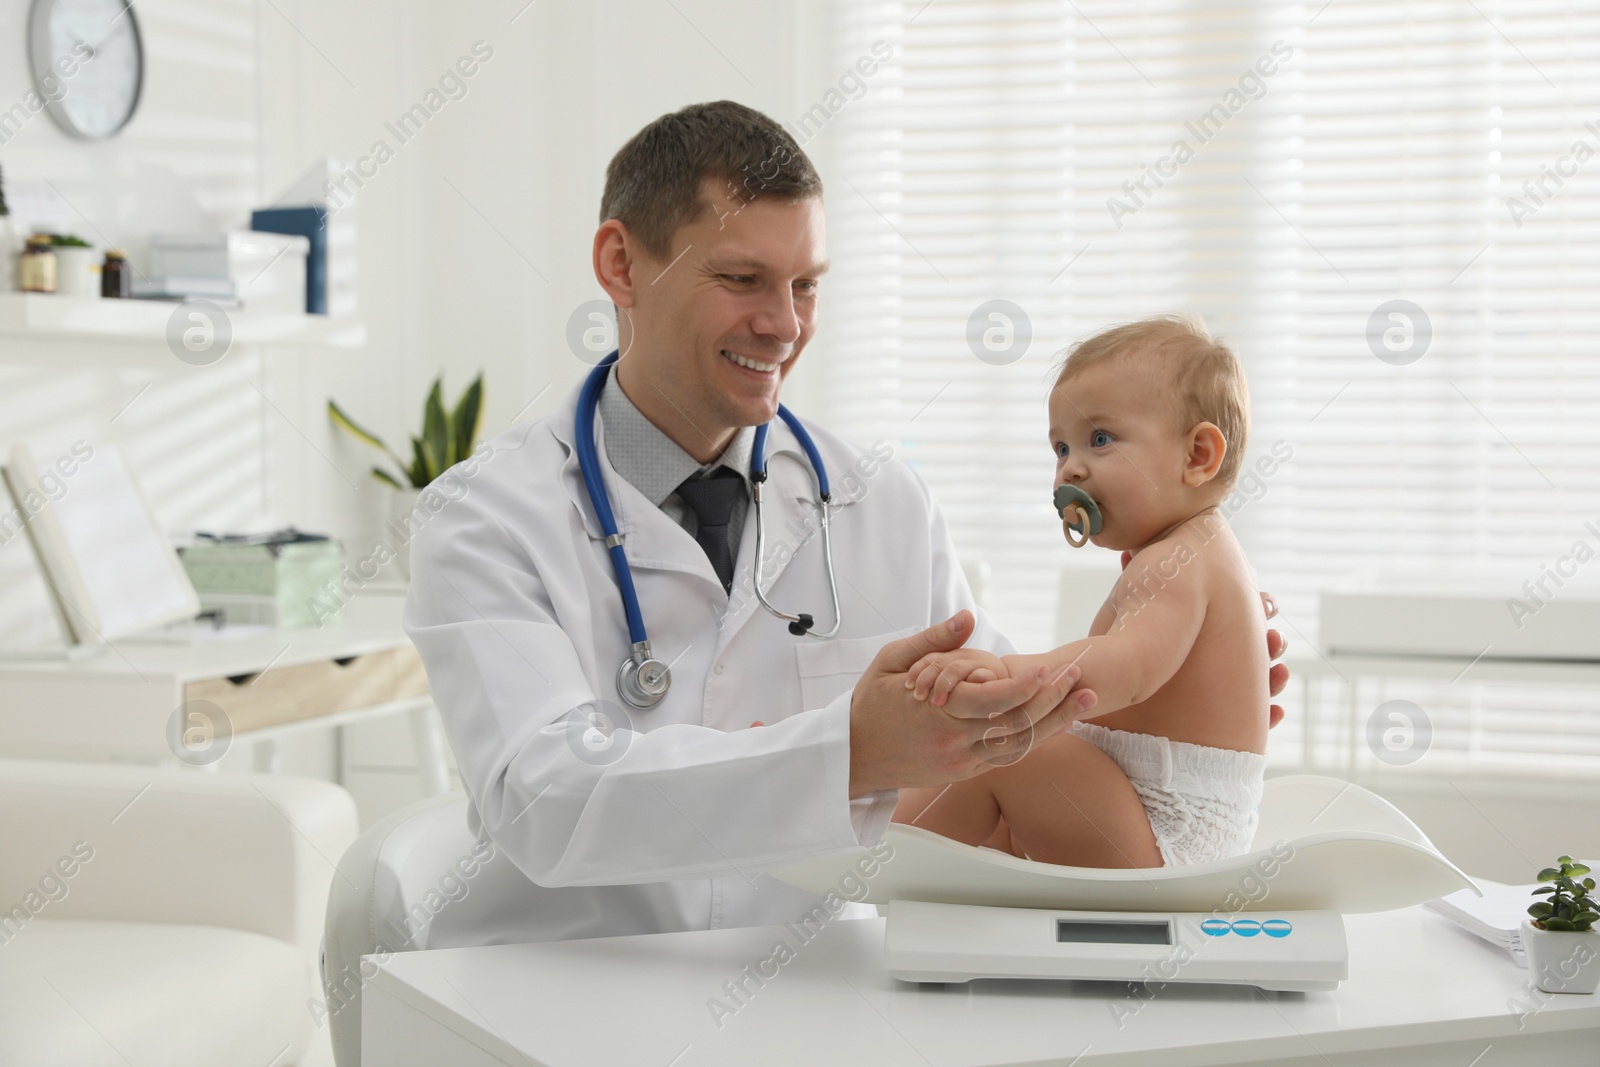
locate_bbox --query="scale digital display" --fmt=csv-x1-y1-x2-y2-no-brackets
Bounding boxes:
888,902,1346,991
1055,918,1173,945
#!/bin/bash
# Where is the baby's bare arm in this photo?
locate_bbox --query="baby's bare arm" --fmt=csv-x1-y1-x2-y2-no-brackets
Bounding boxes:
1004,537,1209,714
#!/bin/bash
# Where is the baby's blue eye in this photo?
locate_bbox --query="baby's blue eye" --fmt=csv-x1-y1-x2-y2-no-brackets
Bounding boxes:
1091,430,1113,448
1055,441,1070,458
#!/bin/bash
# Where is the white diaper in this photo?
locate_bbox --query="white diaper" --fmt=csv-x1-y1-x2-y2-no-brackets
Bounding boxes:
1068,720,1265,867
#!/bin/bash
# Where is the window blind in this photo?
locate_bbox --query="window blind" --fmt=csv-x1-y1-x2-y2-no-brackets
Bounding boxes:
817,0,1600,775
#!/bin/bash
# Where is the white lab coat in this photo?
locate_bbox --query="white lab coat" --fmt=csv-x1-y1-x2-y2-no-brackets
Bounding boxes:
402,376,1012,948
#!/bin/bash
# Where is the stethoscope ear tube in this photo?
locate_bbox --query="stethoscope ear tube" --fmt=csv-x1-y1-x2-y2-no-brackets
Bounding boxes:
775,407,830,497
751,429,841,640
577,351,844,710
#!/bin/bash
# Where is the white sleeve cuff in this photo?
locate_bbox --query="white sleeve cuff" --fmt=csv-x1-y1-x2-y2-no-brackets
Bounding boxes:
850,787,900,846
820,687,901,849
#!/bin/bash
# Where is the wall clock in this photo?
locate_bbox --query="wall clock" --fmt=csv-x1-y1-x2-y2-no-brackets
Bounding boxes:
27,0,144,140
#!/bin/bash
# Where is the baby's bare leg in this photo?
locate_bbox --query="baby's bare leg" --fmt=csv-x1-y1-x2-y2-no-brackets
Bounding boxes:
984,817,1015,853
892,777,1004,845
891,786,947,825
893,787,1016,851
906,735,1161,868
992,736,1162,867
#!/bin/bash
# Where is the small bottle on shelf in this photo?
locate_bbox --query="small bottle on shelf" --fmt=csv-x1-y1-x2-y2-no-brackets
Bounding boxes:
18,235,56,293
101,249,131,298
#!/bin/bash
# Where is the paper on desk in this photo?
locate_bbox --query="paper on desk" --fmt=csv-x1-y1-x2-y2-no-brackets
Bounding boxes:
1425,878,1530,967
1425,865,1599,970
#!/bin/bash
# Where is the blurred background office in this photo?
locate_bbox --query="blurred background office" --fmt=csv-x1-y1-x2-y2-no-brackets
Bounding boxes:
1,1,1598,1063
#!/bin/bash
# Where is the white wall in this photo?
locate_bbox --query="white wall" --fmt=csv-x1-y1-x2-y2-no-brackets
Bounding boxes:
1371,778,1600,885
415,0,836,443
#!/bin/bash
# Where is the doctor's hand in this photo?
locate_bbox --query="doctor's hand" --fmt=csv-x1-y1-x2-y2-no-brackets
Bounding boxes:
847,611,1094,798
1263,594,1289,729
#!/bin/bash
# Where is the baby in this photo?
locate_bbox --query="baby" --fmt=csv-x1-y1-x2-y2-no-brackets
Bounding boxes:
891,314,1268,868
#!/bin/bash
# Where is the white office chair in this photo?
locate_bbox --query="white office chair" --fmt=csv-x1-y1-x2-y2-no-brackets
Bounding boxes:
326,792,696,1065
322,794,475,1067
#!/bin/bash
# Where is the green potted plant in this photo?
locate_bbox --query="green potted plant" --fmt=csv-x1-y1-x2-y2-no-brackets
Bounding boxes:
48,232,98,298
328,372,483,578
1522,856,1600,994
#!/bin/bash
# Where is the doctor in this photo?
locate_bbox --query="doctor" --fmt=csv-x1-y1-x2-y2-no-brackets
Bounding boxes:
403,101,1289,946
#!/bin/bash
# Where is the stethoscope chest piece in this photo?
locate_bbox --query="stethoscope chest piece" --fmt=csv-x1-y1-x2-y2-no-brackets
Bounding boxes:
617,644,671,709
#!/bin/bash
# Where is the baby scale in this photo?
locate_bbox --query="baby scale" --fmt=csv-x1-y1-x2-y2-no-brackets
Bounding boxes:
771,776,1476,993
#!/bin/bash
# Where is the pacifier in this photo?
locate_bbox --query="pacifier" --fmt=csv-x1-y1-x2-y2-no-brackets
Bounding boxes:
1053,484,1103,548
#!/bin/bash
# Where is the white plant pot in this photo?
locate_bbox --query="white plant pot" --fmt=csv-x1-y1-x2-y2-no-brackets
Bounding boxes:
54,246,99,298
1522,919,1600,995
384,486,424,581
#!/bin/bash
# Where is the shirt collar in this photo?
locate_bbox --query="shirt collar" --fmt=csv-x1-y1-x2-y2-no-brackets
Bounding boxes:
597,363,754,506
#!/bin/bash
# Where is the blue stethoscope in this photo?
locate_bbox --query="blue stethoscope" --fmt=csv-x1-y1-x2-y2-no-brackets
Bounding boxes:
576,351,842,709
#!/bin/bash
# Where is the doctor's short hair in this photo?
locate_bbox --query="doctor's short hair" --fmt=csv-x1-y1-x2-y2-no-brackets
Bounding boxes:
1053,314,1251,488
600,101,823,261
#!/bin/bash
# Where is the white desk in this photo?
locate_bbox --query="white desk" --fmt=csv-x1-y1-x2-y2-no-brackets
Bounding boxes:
362,906,1598,1066
0,592,451,791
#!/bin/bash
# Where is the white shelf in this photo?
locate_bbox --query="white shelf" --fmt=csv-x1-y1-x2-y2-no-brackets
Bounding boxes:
0,291,366,353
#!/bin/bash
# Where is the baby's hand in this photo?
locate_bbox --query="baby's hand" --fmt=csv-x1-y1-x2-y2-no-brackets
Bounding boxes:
904,649,1009,706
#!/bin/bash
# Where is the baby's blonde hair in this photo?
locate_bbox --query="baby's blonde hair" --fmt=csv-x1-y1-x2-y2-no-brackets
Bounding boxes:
1052,314,1250,488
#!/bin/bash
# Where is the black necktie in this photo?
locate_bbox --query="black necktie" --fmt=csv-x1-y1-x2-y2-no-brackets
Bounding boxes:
674,467,745,593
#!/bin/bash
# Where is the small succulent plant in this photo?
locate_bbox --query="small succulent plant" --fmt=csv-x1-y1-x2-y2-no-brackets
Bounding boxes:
1528,856,1598,932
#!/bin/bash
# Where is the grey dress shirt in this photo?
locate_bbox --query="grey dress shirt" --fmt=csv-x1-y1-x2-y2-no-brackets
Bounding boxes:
597,365,754,556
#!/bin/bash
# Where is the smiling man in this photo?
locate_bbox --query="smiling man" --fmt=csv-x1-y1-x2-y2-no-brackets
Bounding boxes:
597,129,828,455
402,101,1289,949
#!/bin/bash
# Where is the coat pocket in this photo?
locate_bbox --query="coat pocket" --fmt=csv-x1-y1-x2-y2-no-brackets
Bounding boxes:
794,632,899,711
